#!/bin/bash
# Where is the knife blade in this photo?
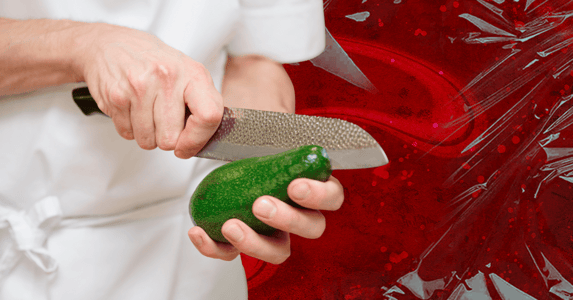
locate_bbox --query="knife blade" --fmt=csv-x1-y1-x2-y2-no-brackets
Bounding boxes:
72,87,388,169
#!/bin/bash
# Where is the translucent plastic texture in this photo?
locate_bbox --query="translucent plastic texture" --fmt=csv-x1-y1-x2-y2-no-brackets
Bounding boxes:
244,1,573,299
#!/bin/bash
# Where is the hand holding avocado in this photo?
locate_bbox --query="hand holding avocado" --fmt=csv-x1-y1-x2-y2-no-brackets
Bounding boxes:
187,145,345,265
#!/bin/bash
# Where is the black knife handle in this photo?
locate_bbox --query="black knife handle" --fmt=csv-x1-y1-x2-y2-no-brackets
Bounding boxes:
72,87,192,119
72,87,107,116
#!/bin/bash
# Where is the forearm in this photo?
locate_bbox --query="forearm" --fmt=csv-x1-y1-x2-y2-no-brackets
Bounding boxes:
0,18,87,96
222,55,295,113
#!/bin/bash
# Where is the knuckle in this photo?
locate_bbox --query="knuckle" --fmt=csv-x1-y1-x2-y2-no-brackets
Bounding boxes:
156,138,177,151
108,89,131,109
126,72,147,98
201,69,214,84
285,211,301,233
196,102,223,126
137,137,157,150
152,62,177,82
189,60,207,76
156,132,178,150
188,61,215,87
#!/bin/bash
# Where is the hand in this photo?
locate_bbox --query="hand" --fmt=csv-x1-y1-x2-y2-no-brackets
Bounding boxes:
188,176,345,264
76,23,223,158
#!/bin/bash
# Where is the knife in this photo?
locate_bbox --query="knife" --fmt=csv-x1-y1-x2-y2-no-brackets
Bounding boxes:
72,87,388,169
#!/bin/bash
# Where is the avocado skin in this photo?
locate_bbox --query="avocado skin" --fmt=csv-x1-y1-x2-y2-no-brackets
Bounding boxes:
190,145,332,243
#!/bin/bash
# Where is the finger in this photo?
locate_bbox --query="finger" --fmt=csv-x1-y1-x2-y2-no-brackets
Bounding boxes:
252,196,326,239
221,219,291,265
131,97,157,150
188,226,240,261
153,85,184,151
174,78,223,159
287,176,344,211
104,86,134,140
129,74,158,150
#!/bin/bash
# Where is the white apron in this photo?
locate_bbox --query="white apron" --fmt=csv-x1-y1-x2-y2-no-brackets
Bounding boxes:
0,0,325,299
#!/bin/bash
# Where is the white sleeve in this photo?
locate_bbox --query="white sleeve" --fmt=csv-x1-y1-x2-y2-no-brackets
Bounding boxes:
226,0,326,63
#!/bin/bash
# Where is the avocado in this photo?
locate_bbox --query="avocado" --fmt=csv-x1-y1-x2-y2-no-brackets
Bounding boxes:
190,145,332,243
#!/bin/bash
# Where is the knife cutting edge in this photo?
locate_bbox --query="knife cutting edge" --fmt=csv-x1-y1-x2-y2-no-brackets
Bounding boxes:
72,87,389,169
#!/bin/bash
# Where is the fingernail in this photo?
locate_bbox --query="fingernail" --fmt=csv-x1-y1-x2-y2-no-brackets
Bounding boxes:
255,199,276,219
292,183,310,200
224,224,244,243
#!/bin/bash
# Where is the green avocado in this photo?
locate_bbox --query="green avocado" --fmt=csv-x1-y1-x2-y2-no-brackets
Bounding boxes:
190,145,332,243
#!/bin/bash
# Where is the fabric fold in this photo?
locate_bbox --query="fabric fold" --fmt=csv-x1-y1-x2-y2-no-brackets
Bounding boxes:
0,196,62,277
227,0,326,63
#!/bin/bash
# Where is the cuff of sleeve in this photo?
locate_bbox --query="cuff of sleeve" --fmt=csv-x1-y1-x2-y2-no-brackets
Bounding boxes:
227,0,326,63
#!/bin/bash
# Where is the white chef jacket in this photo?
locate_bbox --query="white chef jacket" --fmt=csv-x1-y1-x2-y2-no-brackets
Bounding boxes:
0,1,325,299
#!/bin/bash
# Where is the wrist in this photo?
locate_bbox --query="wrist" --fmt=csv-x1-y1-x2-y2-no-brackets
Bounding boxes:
0,18,91,95
222,55,295,113
66,21,103,83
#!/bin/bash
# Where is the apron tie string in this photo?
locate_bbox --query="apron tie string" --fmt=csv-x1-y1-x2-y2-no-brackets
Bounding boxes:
0,196,62,276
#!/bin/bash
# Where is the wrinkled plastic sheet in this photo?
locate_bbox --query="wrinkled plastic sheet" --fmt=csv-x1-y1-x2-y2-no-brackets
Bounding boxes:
380,1,573,299
246,1,573,299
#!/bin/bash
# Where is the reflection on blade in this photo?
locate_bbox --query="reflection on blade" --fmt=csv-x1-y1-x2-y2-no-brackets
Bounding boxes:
196,107,388,169
310,29,378,93
327,145,388,170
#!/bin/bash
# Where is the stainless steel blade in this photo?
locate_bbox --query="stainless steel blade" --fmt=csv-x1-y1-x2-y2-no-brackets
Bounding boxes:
72,87,389,169
196,107,389,169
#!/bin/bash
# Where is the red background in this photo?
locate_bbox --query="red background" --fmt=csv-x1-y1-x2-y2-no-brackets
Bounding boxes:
242,1,573,299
